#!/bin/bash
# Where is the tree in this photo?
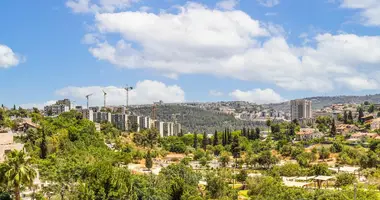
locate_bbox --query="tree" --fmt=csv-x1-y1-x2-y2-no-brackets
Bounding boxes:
319,147,330,160
213,130,218,146
40,128,48,159
231,135,240,159
254,127,261,140
218,152,231,167
330,119,337,137
145,150,153,170
236,170,248,183
202,132,208,150
335,173,356,187
0,150,36,200
146,128,159,149
343,111,348,124
266,119,271,133
358,107,364,123
193,132,198,149
368,104,375,113
348,111,353,124
256,150,278,169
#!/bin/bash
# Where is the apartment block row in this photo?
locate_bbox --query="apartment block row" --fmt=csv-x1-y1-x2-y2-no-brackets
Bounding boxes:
82,109,181,137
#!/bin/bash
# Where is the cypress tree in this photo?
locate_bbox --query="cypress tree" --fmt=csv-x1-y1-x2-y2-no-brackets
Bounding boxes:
213,130,218,146
40,128,48,159
358,107,364,124
193,132,198,149
227,128,232,145
330,119,337,137
145,150,153,170
202,132,208,150
348,111,353,124
343,111,348,124
255,127,261,140
231,135,240,159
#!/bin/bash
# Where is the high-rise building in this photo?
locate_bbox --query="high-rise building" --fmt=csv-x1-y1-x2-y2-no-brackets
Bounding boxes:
111,114,128,131
44,104,69,116
82,109,94,122
139,116,150,130
290,99,312,120
93,112,111,123
163,122,174,137
128,115,141,132
154,121,164,137
173,123,182,136
56,99,71,109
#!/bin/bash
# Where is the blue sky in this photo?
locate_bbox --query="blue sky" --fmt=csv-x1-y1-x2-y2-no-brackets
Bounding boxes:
1,0,380,108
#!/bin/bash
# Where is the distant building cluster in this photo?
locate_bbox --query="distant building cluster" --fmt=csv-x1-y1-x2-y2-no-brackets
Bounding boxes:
290,99,313,121
81,108,181,137
44,99,72,116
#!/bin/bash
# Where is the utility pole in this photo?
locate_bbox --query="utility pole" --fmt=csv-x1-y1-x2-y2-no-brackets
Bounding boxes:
124,85,133,111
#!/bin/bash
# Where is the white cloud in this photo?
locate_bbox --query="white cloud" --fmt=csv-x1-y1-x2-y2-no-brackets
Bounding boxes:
216,0,239,10
66,0,138,13
0,44,21,68
209,90,224,97
229,88,285,104
335,76,379,90
339,0,380,26
265,12,277,16
257,0,280,7
77,2,380,92
20,100,56,109
55,80,185,106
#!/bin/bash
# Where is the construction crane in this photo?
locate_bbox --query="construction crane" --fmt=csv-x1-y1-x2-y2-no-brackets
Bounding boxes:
124,85,133,111
102,89,107,108
85,93,93,109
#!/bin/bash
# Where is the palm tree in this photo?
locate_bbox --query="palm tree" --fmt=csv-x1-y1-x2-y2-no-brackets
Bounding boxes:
1,150,36,200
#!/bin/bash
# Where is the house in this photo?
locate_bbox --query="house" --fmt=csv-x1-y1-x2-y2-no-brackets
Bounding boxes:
296,128,324,141
350,132,378,140
361,115,374,123
0,131,24,163
371,118,380,130
336,124,359,135
16,119,39,132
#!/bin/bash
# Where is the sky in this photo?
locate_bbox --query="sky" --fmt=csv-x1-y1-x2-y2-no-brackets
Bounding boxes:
2,0,380,108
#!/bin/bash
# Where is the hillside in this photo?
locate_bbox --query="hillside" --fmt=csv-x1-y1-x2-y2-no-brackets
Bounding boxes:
264,94,380,112
130,105,268,133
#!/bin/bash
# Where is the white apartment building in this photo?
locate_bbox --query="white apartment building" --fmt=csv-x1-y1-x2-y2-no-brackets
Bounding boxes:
111,114,128,131
82,109,94,122
139,116,150,130
128,115,141,132
163,122,174,137
44,104,69,116
154,121,164,137
290,99,312,121
173,123,181,136
93,112,111,123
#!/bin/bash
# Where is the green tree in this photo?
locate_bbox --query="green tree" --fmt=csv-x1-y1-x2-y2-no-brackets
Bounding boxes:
0,150,36,200
193,132,198,149
219,151,231,167
254,127,261,140
335,173,356,188
319,147,330,160
343,111,348,124
231,135,240,159
257,150,278,169
145,150,153,170
213,130,218,146
266,119,271,133
39,128,48,159
368,104,375,113
348,111,353,124
202,132,208,151
330,119,336,137
358,107,364,123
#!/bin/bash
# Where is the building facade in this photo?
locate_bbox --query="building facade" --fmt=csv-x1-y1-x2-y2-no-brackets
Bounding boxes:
93,112,111,123
154,121,164,137
290,99,312,121
44,104,70,116
111,114,128,131
128,115,141,132
82,109,94,122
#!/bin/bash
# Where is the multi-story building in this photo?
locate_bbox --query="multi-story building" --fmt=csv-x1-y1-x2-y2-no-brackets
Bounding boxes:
82,109,94,121
93,112,111,123
128,115,141,132
154,121,164,137
290,99,312,121
56,99,71,109
139,116,150,130
44,104,70,116
89,107,101,112
163,122,174,137
111,114,128,131
173,123,181,136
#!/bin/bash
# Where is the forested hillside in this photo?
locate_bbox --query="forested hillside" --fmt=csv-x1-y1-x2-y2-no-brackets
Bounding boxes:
130,105,268,133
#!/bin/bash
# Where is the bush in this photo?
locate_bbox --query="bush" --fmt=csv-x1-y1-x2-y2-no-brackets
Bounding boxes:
236,170,248,182
193,149,206,160
335,173,356,187
169,141,187,153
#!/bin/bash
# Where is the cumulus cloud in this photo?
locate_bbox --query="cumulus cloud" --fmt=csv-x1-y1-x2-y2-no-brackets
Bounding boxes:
216,0,239,10
0,44,21,68
75,2,380,92
339,0,380,26
209,90,224,97
55,80,185,106
20,100,56,109
66,0,138,13
229,88,285,104
257,0,280,7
